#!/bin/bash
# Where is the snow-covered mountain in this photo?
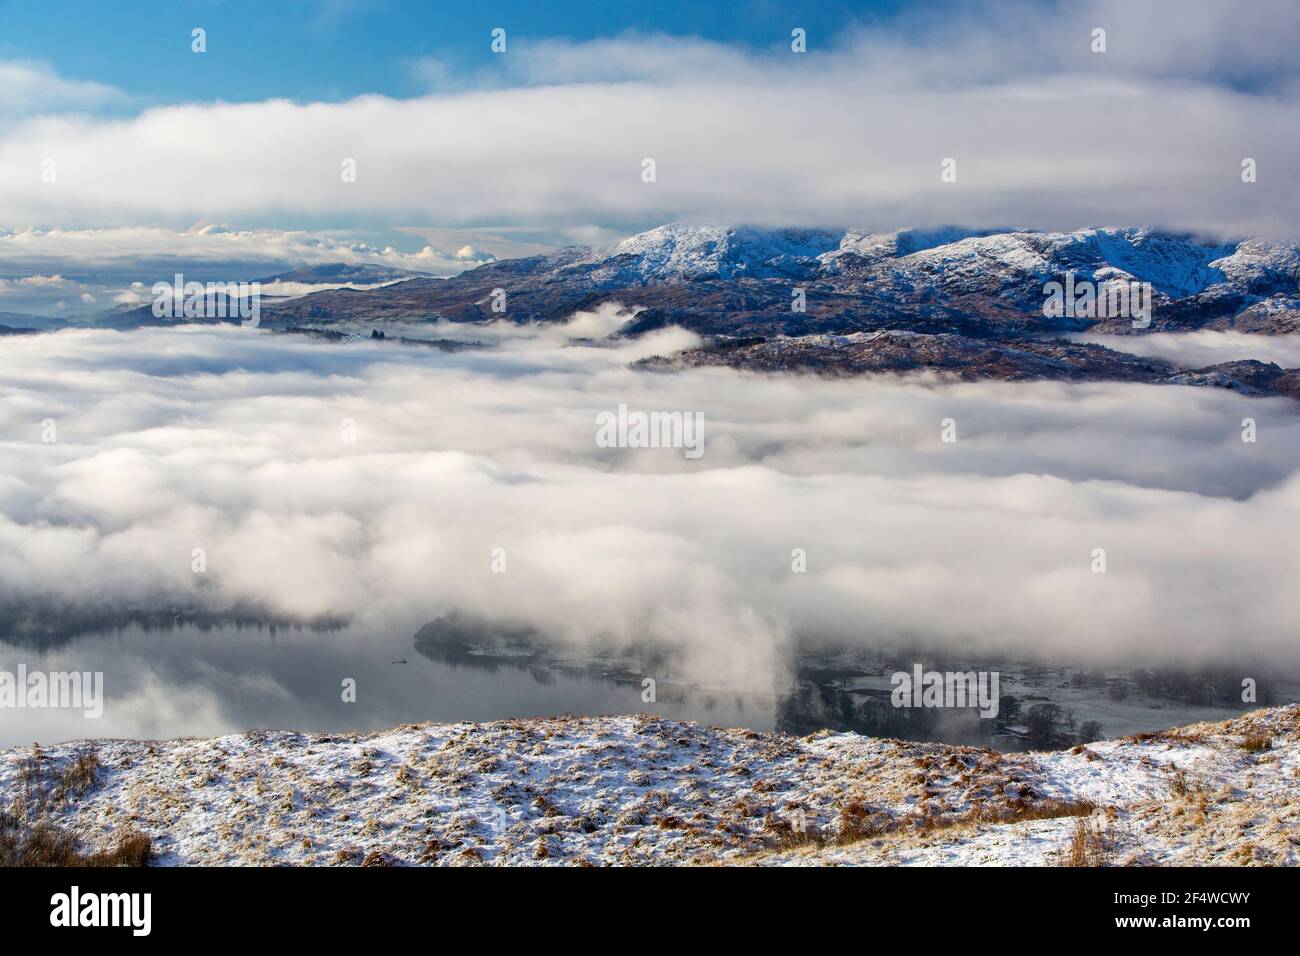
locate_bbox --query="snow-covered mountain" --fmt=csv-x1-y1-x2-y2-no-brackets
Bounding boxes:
595,223,842,282
832,228,1232,298
584,223,1297,301
250,222,1300,338
253,262,434,285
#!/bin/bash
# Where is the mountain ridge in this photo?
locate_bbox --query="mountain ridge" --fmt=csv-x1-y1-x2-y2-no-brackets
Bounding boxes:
68,224,1300,398
243,223,1300,336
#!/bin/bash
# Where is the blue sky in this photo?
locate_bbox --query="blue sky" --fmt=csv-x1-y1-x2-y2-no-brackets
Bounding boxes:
0,0,905,105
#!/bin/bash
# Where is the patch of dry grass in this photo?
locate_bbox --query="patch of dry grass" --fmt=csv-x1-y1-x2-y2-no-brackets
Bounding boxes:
1061,815,1113,867
0,812,151,867
57,746,101,799
1240,734,1272,753
968,797,1099,826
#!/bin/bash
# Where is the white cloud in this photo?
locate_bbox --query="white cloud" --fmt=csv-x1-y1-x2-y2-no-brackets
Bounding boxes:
0,274,74,293
1,322,1297,689
1075,331,1300,370
0,60,125,118
0,1,1296,237
0,224,475,275
0,225,500,316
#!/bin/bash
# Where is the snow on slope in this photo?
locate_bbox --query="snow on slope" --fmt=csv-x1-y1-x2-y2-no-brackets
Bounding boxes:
600,223,841,282
2,706,1296,866
842,228,1238,299
818,226,1001,268
580,223,1299,301
1210,238,1300,289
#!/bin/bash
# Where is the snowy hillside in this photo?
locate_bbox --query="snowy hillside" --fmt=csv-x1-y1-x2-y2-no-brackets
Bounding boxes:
580,223,1296,300
251,221,1300,337
599,223,841,282
858,228,1236,299
2,706,1295,866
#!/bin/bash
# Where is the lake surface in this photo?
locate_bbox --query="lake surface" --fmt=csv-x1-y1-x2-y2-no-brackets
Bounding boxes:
2,618,1289,750
0,620,775,748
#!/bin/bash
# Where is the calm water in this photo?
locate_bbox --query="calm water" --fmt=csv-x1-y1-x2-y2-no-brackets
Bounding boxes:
0,621,775,748
3,620,1286,750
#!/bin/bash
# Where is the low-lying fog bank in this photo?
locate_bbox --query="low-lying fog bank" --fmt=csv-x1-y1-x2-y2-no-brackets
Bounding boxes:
1,321,1297,743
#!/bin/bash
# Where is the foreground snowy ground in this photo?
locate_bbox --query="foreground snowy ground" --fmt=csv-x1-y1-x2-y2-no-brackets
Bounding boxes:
2,706,1297,866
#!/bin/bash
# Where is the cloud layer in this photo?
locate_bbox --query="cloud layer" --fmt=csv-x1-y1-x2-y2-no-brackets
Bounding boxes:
2,321,1299,698
0,60,124,118
0,224,501,316
1,0,1298,238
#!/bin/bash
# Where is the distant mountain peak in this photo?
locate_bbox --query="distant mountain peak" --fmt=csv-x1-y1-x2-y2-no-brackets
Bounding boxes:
599,223,841,281
247,222,1300,340
255,262,434,285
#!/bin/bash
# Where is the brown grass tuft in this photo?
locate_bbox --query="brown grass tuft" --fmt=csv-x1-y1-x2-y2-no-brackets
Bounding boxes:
1240,734,1271,753
1061,815,1113,867
0,813,150,867
968,797,1098,826
837,800,888,843
58,746,101,799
